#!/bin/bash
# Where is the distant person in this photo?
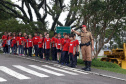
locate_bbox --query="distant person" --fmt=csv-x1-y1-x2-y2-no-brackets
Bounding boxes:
23,35,28,56
56,33,62,63
73,34,79,67
61,33,70,65
38,34,44,59
27,34,33,57
22,32,27,56
17,32,23,56
69,34,76,68
11,32,17,55
43,33,51,61
43,32,47,59
71,25,94,71
7,32,12,54
51,32,57,61
2,32,8,54
33,32,39,57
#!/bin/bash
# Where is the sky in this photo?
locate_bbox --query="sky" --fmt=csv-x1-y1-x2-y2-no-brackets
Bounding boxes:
11,0,70,28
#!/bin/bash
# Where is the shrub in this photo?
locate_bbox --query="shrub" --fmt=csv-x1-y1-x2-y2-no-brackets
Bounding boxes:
77,59,121,69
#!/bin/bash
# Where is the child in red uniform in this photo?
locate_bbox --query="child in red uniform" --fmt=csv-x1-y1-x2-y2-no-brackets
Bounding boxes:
61,33,70,65
73,34,79,66
11,32,17,54
22,33,27,56
43,32,47,59
2,32,8,54
33,32,39,57
43,33,51,61
56,33,62,63
7,32,12,54
69,34,76,68
60,33,65,63
51,32,57,61
38,34,44,59
17,32,23,56
27,35,33,57
23,35,28,56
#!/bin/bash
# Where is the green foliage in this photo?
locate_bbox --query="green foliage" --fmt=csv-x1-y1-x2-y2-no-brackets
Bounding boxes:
0,0,14,20
0,18,47,37
49,31,55,38
77,59,121,69
77,59,126,74
92,59,121,68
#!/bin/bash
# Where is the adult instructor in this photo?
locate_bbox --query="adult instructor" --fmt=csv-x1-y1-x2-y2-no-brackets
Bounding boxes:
71,25,94,71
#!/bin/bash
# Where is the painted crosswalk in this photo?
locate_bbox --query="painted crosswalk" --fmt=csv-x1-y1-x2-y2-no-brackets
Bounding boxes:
0,65,87,83
29,65,65,76
0,66,30,80
13,65,49,78
42,65,78,75
0,77,7,82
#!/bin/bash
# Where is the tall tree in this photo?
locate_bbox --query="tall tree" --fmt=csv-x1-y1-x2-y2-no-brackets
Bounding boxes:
77,0,126,58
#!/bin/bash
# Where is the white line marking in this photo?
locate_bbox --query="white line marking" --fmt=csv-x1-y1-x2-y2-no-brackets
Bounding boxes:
29,65,65,76
42,65,78,75
15,55,126,81
13,65,49,78
0,66,30,80
53,64,88,74
0,77,7,82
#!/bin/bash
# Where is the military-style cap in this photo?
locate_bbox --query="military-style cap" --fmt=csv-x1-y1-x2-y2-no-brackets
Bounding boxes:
82,25,86,28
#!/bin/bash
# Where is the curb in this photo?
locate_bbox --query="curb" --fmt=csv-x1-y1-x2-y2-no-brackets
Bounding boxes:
11,54,126,82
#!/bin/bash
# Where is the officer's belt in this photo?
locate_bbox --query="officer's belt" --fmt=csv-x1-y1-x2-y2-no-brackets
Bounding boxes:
80,41,91,47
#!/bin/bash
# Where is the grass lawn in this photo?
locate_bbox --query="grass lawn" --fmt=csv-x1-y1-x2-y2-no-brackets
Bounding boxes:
77,59,126,74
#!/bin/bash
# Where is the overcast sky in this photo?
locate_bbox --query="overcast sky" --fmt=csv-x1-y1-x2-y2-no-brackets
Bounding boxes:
11,0,70,28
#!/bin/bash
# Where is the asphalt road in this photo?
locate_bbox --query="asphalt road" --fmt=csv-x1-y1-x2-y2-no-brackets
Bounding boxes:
0,54,125,84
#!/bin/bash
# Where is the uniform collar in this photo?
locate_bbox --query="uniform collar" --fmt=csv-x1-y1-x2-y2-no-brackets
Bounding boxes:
82,31,88,33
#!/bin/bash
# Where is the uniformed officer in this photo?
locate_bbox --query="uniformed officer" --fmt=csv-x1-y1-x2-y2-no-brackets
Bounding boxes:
71,25,94,71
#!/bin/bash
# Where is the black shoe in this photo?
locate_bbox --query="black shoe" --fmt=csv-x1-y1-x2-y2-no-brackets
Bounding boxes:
82,61,87,70
82,67,87,70
84,61,91,71
84,67,91,71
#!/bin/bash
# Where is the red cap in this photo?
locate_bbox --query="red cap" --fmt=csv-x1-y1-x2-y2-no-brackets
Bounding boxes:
82,25,86,28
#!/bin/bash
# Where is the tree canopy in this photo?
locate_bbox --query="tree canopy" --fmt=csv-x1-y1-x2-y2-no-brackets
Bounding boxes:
0,0,126,58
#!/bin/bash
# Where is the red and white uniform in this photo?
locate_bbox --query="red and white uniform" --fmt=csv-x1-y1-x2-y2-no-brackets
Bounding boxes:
8,36,12,40
38,38,44,48
11,36,17,47
17,37,23,45
51,37,57,47
32,36,39,45
69,41,76,54
44,38,51,49
23,38,28,48
2,35,7,47
56,38,62,49
74,40,79,52
28,39,33,47
62,39,70,51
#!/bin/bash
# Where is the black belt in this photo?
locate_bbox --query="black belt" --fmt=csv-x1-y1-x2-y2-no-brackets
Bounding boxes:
80,41,91,47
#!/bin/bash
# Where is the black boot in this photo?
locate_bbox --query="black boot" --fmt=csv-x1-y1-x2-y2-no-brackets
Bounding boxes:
82,61,87,70
85,61,91,71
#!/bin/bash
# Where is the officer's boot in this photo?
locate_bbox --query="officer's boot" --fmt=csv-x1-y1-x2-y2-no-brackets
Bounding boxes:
82,61,87,70
84,61,91,71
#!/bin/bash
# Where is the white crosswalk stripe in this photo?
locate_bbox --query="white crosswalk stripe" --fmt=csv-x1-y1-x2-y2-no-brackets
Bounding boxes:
0,66,30,80
29,65,65,76
13,65,49,78
42,65,78,75
0,65,84,82
0,77,7,82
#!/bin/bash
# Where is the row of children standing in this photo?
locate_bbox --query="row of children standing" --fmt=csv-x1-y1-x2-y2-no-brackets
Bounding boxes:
2,32,79,68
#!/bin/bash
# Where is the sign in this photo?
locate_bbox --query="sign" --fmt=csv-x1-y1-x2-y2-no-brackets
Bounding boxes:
56,26,71,38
